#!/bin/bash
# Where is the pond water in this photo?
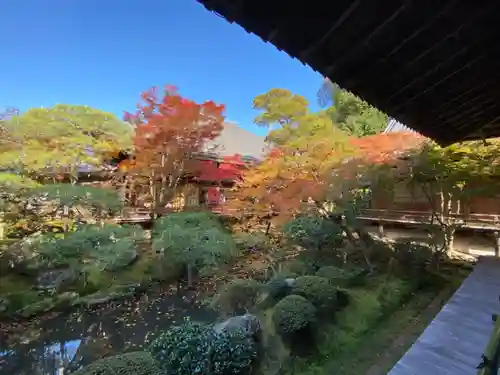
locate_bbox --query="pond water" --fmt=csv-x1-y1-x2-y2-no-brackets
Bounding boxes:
0,291,217,375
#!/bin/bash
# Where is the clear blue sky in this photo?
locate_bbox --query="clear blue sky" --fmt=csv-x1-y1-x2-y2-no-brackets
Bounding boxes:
0,0,323,136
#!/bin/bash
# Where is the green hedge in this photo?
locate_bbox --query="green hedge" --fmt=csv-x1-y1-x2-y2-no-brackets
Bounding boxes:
73,352,160,375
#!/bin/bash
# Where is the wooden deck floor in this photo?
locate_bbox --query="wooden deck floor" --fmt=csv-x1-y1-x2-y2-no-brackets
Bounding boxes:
387,256,500,375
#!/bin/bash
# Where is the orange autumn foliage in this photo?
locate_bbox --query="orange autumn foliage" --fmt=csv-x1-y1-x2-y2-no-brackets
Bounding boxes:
228,131,427,223
125,85,225,176
229,140,355,222
350,131,427,164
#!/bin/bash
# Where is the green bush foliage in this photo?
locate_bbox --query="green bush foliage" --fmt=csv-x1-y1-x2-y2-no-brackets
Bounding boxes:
212,328,257,375
292,276,338,310
233,231,269,251
314,290,382,359
315,266,367,287
146,256,184,283
152,222,237,277
148,320,214,375
152,212,237,278
34,184,123,215
376,278,413,311
273,294,316,335
282,260,315,277
32,224,143,270
73,351,160,375
393,239,433,269
213,279,263,315
282,214,343,251
268,278,291,300
149,319,257,375
153,211,225,236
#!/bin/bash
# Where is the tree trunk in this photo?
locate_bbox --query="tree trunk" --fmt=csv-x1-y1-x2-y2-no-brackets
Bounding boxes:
265,221,271,236
443,226,455,256
340,221,375,272
149,171,157,219
159,153,167,213
0,212,4,240
186,264,194,289
63,205,70,232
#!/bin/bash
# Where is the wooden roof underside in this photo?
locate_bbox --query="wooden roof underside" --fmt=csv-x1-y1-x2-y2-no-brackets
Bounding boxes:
197,1,500,145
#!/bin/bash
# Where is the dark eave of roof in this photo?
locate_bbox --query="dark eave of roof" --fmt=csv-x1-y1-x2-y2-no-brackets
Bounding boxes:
197,1,500,145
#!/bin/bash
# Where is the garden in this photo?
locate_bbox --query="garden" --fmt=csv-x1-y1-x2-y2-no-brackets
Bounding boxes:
69,208,469,375
1,83,494,375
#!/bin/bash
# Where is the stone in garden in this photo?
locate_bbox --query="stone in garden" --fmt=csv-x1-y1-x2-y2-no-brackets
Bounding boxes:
284,278,296,287
0,298,9,313
35,268,76,291
213,312,261,337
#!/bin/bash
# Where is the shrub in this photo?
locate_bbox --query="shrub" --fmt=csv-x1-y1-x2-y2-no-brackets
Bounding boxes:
282,260,315,277
282,214,343,251
268,278,291,300
152,224,238,278
273,294,316,335
393,239,433,269
32,224,143,270
148,320,213,375
34,184,123,215
153,211,225,236
73,351,160,375
315,266,342,279
315,266,367,287
147,256,184,283
212,328,257,375
214,279,263,315
233,232,269,251
376,278,413,311
292,276,337,310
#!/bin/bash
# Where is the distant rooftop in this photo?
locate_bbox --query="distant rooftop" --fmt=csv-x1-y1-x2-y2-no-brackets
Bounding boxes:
204,121,268,160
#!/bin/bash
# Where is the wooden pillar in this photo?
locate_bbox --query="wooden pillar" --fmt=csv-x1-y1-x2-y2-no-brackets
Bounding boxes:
494,231,500,257
0,212,4,240
378,223,385,237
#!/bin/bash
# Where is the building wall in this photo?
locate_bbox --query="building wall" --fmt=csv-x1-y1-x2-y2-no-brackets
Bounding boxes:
371,182,500,217
371,181,434,212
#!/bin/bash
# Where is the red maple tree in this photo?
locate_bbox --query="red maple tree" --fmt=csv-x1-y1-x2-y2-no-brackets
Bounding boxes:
124,85,226,213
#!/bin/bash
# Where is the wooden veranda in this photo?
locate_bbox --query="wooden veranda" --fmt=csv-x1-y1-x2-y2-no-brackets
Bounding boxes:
388,256,500,375
358,209,500,231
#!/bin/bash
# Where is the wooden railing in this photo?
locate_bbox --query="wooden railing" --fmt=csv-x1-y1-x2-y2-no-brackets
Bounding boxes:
115,204,241,223
358,209,500,230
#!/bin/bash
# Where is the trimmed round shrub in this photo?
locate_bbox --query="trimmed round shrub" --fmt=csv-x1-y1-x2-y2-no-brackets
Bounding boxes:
214,279,263,315
282,260,315,277
212,328,257,375
282,214,343,251
273,294,316,334
267,278,291,300
73,351,160,375
148,320,213,375
315,266,345,279
292,276,337,310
